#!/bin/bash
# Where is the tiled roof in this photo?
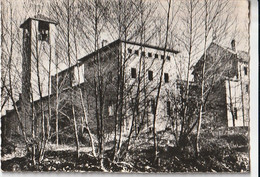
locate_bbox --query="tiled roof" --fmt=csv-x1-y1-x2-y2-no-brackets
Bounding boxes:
211,42,249,63
33,14,58,24
20,14,58,28
79,39,179,63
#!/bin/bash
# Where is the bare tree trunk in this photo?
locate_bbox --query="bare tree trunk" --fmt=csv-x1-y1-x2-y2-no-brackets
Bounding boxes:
239,66,245,126
73,26,97,157
55,55,59,147
3,0,30,152
195,0,208,157
152,0,172,165
34,29,46,163
47,43,52,142
30,92,36,165
178,0,196,148
80,91,97,157
228,78,235,126
72,104,80,158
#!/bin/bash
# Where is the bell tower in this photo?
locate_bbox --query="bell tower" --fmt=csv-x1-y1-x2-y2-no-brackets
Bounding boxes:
20,15,58,132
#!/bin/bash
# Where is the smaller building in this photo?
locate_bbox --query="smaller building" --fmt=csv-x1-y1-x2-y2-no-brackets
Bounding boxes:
192,40,249,128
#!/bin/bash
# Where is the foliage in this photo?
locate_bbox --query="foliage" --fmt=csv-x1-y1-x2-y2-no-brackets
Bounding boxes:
2,131,249,172
1,138,16,156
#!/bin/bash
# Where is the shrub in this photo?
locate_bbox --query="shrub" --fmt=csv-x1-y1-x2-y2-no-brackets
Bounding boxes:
1,138,16,156
221,134,248,146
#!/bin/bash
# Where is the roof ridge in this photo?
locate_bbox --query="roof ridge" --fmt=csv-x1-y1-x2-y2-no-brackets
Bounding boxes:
211,42,236,54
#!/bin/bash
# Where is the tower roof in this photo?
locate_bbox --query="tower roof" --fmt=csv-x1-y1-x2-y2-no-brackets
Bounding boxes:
20,14,58,28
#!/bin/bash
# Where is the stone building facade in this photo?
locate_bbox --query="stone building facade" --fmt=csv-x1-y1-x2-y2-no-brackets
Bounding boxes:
192,40,249,128
51,39,180,136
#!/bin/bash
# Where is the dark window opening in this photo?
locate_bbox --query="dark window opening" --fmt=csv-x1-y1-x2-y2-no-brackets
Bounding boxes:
150,99,155,114
23,28,30,43
134,50,139,55
128,48,132,54
38,21,49,42
234,107,238,120
155,54,158,58
246,84,249,93
167,101,171,116
88,61,93,67
141,51,145,57
148,52,152,57
166,56,170,61
70,69,75,85
161,55,165,59
148,70,153,81
131,68,136,78
164,73,169,83
244,67,248,75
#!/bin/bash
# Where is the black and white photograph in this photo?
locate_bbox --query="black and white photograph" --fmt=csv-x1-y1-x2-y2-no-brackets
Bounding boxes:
0,0,255,173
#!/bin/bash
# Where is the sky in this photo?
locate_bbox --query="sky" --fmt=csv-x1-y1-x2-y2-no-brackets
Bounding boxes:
1,0,251,114
4,0,250,51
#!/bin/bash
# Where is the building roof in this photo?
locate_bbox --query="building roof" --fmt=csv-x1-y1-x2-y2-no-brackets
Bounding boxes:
20,14,58,28
211,42,249,63
78,39,179,63
192,41,249,74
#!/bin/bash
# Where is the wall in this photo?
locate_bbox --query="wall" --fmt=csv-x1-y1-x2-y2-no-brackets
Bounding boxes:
29,19,56,100
226,61,249,127
122,42,179,132
83,43,120,134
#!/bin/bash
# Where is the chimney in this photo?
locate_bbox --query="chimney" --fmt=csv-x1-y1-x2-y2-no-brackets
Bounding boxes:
231,39,236,52
101,40,108,48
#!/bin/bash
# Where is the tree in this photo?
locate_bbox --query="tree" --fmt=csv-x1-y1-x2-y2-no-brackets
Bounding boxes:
1,0,35,162
160,0,238,155
166,0,202,149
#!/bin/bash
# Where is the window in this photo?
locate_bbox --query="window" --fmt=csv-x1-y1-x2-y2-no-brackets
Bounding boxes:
150,99,155,114
244,67,248,75
88,61,93,67
234,107,237,120
70,69,76,86
161,55,165,60
38,21,49,42
141,51,145,57
148,70,153,81
245,84,249,93
134,50,139,55
108,104,114,116
167,101,171,116
164,73,169,83
131,98,137,108
155,54,158,58
148,52,152,57
131,68,136,78
166,56,171,61
128,48,132,54
23,28,30,43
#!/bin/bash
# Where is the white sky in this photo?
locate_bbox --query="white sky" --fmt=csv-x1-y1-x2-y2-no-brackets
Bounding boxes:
5,0,250,51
